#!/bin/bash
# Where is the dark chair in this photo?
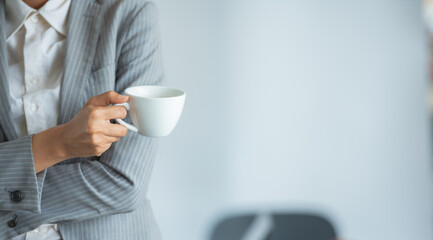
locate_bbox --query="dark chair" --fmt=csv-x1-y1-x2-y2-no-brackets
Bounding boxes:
211,213,337,240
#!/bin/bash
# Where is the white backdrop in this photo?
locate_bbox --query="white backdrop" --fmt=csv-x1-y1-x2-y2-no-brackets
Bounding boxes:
149,1,433,240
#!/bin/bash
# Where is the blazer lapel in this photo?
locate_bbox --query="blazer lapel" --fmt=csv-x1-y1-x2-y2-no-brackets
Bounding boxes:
58,0,103,124
0,0,18,140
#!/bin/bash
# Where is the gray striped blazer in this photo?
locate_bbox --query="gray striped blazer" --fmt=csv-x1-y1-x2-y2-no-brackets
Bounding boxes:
0,0,163,239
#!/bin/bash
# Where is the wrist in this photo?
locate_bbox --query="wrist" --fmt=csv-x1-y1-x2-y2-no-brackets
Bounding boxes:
32,124,70,172
50,123,70,160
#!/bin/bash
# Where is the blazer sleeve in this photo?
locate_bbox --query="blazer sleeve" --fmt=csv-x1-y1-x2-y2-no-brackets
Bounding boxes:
0,1,163,232
0,135,47,213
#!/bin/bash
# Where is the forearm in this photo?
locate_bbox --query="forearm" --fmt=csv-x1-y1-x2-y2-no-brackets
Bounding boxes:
1,133,158,226
0,93,128,214
32,124,69,173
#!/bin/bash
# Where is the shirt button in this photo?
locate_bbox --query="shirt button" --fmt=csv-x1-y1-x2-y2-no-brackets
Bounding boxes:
30,103,38,111
31,78,40,85
10,190,23,202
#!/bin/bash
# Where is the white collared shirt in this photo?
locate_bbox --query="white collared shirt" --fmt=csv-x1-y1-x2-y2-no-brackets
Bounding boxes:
6,0,71,239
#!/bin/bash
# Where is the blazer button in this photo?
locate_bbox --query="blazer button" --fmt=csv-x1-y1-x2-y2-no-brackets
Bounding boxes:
10,190,23,202
7,214,17,228
7,219,16,228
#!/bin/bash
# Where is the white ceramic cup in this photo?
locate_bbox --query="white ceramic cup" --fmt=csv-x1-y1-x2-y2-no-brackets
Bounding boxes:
114,86,186,137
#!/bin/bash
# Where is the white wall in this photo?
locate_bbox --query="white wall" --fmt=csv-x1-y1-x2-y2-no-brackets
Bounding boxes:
149,1,433,240
148,1,230,240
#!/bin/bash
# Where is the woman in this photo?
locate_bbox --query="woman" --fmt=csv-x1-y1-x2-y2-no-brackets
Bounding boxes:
0,0,163,239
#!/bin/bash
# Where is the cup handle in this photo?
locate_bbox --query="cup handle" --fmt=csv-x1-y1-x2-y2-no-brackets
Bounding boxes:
113,102,139,132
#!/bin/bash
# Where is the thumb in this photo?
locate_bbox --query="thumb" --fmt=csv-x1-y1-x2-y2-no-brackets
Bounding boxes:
86,91,129,107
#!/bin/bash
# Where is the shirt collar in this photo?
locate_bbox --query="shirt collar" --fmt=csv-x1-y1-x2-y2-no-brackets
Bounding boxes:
39,0,71,36
5,0,71,39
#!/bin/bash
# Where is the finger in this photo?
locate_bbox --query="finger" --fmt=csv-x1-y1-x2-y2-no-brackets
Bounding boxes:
87,91,129,107
104,136,121,144
103,123,128,137
100,106,128,120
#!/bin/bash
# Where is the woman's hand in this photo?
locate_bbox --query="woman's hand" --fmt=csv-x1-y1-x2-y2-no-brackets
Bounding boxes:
61,91,129,158
32,91,130,173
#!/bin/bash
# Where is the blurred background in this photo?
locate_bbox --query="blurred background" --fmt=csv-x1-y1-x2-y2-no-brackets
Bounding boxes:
148,0,433,239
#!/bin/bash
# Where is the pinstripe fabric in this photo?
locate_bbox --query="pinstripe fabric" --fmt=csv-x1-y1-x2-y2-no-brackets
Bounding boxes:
0,0,18,141
0,0,164,239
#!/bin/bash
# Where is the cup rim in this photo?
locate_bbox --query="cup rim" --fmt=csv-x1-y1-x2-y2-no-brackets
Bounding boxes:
125,85,186,99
